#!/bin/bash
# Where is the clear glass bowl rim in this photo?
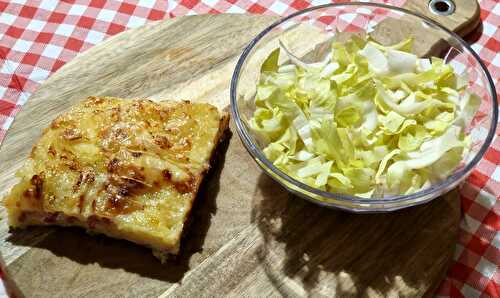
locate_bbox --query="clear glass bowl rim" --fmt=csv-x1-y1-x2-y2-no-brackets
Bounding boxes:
230,2,498,205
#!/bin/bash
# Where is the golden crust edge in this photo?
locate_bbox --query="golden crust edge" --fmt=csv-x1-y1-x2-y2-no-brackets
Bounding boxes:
158,109,230,260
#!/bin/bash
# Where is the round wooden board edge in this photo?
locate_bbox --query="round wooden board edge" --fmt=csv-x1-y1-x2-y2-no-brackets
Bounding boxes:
0,12,463,298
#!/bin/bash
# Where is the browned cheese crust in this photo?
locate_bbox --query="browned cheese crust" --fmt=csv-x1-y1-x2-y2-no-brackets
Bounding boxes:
4,96,229,257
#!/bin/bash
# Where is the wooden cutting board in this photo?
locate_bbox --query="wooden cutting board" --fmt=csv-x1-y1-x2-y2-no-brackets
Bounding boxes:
0,1,480,297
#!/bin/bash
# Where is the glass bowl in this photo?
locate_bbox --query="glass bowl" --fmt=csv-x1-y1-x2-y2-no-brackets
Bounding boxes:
230,2,498,212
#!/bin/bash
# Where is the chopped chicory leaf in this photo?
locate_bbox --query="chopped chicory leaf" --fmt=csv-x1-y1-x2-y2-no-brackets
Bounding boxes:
249,37,479,198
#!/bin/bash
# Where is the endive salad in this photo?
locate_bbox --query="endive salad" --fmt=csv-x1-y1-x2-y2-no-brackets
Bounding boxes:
249,37,479,198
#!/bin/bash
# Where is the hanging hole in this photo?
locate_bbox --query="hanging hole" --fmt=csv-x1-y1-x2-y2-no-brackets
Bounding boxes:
428,0,455,16
435,2,450,12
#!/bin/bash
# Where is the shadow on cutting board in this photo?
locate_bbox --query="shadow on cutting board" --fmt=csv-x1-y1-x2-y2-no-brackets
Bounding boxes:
252,174,461,297
5,131,231,286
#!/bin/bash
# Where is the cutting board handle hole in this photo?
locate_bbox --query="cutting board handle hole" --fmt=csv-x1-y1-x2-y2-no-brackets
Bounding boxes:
428,0,456,16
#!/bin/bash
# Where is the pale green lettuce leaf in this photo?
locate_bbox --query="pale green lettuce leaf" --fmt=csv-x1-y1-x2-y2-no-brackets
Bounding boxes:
315,161,334,187
293,112,315,149
332,41,352,66
429,147,463,180
387,49,417,74
320,62,340,78
256,84,277,102
261,48,280,73
336,105,362,127
357,146,389,166
292,150,315,161
379,111,415,134
249,107,286,142
344,167,376,193
328,172,353,191
297,156,324,178
264,88,301,119
369,37,413,52
455,91,480,128
398,125,429,152
424,111,454,133
359,43,389,75
330,64,358,85
386,125,464,188
375,81,448,116
299,71,337,113
417,58,432,72
311,119,348,168
375,149,401,183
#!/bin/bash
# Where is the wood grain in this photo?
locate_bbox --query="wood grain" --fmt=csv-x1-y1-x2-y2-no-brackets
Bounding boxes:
0,2,479,297
404,0,480,37
371,0,480,57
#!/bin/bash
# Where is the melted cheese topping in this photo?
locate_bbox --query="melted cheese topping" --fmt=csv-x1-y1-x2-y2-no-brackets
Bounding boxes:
4,96,227,252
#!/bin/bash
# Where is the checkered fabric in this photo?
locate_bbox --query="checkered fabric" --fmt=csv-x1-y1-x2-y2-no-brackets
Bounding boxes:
0,0,498,297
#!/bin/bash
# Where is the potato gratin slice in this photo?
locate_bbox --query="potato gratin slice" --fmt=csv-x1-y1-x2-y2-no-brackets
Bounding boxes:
4,96,229,260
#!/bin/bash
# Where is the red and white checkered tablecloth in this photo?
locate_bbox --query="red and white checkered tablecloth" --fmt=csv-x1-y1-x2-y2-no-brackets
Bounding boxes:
0,0,498,297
